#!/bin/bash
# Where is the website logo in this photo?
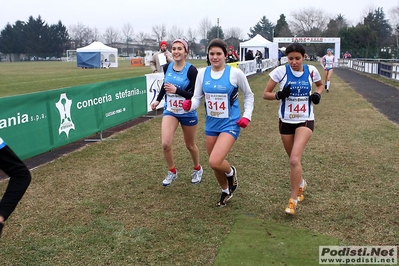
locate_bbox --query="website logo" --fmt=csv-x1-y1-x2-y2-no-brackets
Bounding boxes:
319,246,397,265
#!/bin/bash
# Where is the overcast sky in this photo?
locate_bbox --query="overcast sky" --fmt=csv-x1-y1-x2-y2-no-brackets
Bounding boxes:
1,0,397,39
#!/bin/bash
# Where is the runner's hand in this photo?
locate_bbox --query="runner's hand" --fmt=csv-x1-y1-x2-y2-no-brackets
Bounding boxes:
236,117,250,128
182,100,192,111
310,92,321,104
275,84,291,100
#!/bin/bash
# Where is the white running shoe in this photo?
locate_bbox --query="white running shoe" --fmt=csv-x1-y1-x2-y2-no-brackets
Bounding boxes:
162,171,177,186
191,166,203,184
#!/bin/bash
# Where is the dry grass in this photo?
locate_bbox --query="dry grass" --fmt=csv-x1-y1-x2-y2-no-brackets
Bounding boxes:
0,63,398,265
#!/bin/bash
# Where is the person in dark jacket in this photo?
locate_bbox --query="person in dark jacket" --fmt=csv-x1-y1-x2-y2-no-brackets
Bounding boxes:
0,137,32,237
245,50,254,61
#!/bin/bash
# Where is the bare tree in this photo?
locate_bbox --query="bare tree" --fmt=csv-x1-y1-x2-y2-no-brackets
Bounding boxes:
122,23,134,42
389,4,399,30
389,4,399,56
91,27,102,42
198,17,212,47
135,31,151,55
122,22,134,56
224,27,243,52
168,25,185,42
186,27,197,41
186,27,198,58
83,28,104,44
68,22,93,48
152,24,167,43
135,31,150,44
289,7,329,37
103,27,120,45
225,27,243,39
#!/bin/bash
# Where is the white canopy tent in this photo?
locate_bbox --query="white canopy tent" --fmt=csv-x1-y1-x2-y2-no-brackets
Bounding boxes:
77,42,118,68
239,34,278,61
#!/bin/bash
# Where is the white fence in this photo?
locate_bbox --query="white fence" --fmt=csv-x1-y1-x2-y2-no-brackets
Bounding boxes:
338,58,399,81
231,57,284,77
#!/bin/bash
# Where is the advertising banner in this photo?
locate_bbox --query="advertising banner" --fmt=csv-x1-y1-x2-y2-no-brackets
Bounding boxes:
0,76,147,160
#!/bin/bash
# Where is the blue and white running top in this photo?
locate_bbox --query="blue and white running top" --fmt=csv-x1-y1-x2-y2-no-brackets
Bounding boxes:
269,64,322,123
161,62,198,118
191,65,254,134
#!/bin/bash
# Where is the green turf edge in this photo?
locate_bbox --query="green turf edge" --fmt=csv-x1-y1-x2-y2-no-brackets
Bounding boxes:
212,214,341,266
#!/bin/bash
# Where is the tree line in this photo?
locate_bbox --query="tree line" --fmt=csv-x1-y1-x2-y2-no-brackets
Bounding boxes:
0,16,68,59
0,5,398,59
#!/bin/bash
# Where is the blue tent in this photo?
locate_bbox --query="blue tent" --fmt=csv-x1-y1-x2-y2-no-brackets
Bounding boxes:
77,52,101,68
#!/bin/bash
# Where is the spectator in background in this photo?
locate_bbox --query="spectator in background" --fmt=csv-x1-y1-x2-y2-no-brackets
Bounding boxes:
0,137,32,237
226,46,239,63
245,49,254,61
101,59,111,68
343,51,352,59
149,41,173,73
278,49,283,65
255,50,263,70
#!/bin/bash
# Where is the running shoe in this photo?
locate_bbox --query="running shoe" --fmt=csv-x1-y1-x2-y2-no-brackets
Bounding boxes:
162,170,177,186
216,192,231,207
284,198,297,215
191,166,203,184
297,179,307,202
227,166,238,195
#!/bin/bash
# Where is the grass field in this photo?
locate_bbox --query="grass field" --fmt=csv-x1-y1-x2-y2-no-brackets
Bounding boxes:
0,60,398,265
0,59,209,97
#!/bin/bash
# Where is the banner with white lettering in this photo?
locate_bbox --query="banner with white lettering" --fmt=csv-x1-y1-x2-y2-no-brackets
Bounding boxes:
0,76,147,159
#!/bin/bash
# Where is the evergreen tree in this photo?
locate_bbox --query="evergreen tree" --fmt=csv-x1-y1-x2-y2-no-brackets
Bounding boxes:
0,16,70,58
49,21,70,57
24,16,49,56
363,7,392,57
207,26,224,42
274,14,292,37
324,14,348,37
248,16,275,40
0,23,21,54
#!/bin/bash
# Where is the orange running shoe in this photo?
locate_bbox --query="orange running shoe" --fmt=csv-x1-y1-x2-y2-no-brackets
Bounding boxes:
297,179,307,202
285,198,298,215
